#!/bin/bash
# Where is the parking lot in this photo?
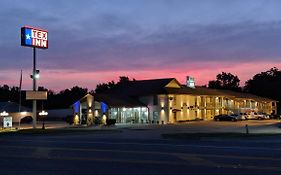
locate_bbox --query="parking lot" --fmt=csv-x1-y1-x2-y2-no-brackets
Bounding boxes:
70,119,281,140
2,119,280,139
1,120,281,175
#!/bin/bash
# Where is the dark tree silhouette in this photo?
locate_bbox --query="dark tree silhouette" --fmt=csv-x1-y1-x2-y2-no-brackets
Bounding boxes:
95,76,134,93
208,72,241,91
244,67,281,113
0,85,89,109
47,86,88,109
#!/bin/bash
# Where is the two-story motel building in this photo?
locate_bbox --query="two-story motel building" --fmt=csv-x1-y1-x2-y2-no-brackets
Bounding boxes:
73,78,277,125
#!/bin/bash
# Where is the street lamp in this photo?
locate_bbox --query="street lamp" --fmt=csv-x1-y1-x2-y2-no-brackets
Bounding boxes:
30,69,40,79
0,111,9,117
39,110,48,129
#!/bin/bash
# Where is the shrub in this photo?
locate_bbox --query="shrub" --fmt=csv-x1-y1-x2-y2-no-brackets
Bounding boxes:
93,117,101,125
65,115,74,125
106,119,116,126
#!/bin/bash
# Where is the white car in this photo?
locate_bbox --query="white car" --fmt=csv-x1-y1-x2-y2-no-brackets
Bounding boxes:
260,113,270,119
239,113,248,120
246,112,258,120
247,112,268,120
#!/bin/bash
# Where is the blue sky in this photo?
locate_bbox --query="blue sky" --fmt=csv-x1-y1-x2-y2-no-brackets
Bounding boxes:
0,0,280,91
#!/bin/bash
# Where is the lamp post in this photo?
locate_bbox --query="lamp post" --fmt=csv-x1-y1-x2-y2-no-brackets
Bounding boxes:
39,110,48,130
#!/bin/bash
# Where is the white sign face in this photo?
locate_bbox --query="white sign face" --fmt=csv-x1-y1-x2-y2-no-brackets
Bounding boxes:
3,117,12,128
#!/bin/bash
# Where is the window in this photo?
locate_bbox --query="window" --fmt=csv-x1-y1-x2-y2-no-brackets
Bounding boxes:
153,95,158,105
272,102,275,106
153,111,159,123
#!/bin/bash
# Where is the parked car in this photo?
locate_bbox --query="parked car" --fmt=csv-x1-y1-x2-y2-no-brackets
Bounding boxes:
214,114,237,121
231,114,246,121
260,113,270,120
246,112,256,120
254,112,270,120
239,113,249,120
247,112,269,120
269,114,281,119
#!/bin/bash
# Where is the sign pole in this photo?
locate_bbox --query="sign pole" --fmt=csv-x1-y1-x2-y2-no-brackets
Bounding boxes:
21,26,48,129
32,47,37,129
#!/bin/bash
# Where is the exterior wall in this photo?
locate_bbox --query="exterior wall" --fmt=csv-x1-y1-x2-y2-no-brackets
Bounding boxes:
165,94,277,123
86,94,277,125
72,94,94,125
10,112,33,123
165,79,181,88
107,95,277,124
109,107,148,124
139,95,168,124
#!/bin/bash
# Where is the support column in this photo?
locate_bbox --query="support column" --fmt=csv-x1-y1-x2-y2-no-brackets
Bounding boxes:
32,47,37,129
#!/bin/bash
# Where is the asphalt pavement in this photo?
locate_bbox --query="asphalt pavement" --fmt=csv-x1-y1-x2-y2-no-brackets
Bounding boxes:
1,122,281,175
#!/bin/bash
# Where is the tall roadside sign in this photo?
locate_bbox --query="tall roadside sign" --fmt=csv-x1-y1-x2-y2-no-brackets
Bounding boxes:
21,26,48,129
21,26,48,49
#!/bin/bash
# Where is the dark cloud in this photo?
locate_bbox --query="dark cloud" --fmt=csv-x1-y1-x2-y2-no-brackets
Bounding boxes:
1,0,281,73
2,21,281,73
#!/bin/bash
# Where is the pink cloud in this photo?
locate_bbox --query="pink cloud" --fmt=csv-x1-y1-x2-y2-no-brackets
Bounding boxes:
1,61,280,92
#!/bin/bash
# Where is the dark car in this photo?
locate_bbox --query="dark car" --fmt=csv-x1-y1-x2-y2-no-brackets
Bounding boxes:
214,114,237,121
269,114,281,119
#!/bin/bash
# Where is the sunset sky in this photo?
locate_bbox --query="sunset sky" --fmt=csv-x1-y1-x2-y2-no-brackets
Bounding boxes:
0,0,281,92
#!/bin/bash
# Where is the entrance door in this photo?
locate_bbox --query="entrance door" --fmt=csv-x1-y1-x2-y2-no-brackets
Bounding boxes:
173,112,177,123
81,108,87,124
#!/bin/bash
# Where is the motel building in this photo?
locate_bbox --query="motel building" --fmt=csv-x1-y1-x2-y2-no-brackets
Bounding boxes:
72,77,277,125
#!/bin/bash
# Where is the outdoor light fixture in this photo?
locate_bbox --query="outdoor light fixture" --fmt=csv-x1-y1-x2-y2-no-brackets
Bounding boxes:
39,110,48,116
0,111,9,117
39,110,48,129
30,69,40,79
35,69,40,79
21,111,27,115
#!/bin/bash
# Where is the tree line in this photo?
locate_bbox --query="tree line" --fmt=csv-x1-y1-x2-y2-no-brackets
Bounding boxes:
0,68,280,113
0,76,133,110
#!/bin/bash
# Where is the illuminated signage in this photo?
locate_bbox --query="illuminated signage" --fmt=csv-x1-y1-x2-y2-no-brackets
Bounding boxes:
3,117,12,128
186,76,195,88
21,26,48,49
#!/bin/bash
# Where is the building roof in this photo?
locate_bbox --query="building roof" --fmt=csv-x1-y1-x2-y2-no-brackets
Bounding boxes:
0,102,31,113
97,78,276,103
95,94,146,107
102,78,175,96
166,86,276,102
